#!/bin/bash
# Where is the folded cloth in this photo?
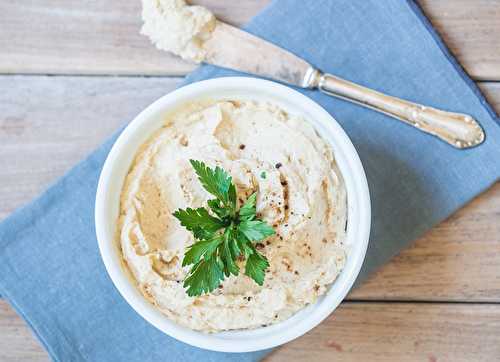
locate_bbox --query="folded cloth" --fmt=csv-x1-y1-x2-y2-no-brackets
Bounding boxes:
0,0,499,361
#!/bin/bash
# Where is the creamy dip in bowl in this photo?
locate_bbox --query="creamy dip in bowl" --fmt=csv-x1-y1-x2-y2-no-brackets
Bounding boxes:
96,77,370,352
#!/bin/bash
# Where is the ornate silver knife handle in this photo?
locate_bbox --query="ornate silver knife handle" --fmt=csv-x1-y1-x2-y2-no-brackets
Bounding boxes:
304,70,485,149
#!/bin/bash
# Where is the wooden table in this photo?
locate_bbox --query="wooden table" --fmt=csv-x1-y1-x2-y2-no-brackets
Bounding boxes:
1,1,499,361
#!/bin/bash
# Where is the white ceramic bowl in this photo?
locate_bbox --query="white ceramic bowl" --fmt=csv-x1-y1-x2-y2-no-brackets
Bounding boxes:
95,77,370,353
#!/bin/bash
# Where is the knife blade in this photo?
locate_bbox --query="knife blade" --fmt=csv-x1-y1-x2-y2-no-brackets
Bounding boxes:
204,21,317,88
202,21,485,149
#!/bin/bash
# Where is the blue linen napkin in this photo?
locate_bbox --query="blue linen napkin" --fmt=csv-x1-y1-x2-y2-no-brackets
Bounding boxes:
0,0,499,360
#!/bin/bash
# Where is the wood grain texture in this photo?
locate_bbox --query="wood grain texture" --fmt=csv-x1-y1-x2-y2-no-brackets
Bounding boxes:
0,0,268,76
2,299,500,362
418,0,500,81
0,75,182,220
0,301,48,362
349,182,500,302
1,76,499,303
479,82,500,112
0,1,499,80
265,302,500,362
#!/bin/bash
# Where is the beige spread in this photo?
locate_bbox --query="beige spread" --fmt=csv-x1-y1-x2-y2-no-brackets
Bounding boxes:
141,0,215,62
118,100,348,332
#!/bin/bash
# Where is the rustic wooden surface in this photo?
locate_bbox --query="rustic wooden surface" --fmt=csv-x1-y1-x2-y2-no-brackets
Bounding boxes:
265,303,500,362
0,0,499,361
1,1,500,80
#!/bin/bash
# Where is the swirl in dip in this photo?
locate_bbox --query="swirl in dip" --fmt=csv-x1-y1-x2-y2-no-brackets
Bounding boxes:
118,99,347,332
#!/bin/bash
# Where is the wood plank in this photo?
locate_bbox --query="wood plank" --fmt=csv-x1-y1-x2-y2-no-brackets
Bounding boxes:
266,302,500,362
419,0,500,81
0,1,269,76
0,301,48,362
0,75,182,221
2,299,500,362
0,1,499,80
479,82,500,112
349,182,500,302
1,76,499,302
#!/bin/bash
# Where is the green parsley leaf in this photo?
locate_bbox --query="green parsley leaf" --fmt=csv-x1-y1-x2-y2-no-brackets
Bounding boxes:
182,236,223,267
173,207,224,234
236,231,255,258
190,160,236,210
228,183,237,211
220,230,240,277
238,220,275,241
176,160,276,297
207,199,230,219
245,249,270,286
260,171,267,179
238,193,257,221
183,257,224,297
192,227,213,241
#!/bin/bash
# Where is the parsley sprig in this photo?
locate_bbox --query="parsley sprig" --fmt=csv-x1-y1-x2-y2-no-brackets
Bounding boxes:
173,160,275,297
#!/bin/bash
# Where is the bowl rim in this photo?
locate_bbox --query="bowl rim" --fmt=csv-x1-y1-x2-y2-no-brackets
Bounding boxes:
95,76,371,353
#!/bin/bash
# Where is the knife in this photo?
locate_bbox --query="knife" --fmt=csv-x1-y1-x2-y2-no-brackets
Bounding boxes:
204,21,485,149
